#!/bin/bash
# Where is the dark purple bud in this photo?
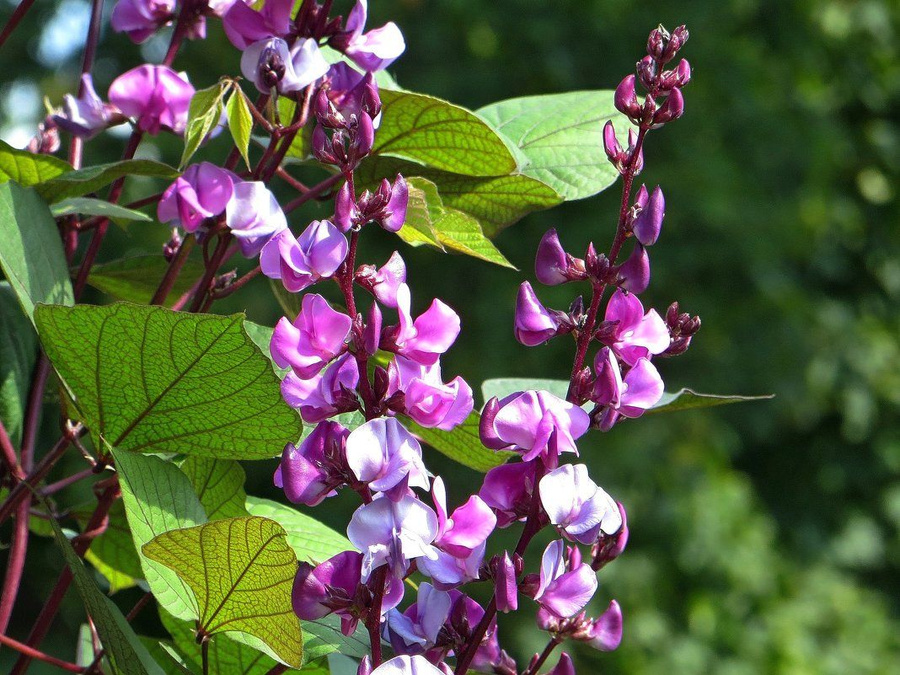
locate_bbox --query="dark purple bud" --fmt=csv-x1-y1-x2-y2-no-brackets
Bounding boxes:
479,397,508,450
570,367,594,406
546,653,576,675
653,87,684,126
637,55,656,91
614,75,641,121
363,303,382,356
662,301,701,357
633,184,649,210
356,655,372,675
619,244,650,294
27,120,61,155
380,175,408,232
334,182,357,232
647,26,668,61
355,111,375,158
602,120,622,164
632,186,664,246
664,25,690,62
162,229,183,262
260,44,287,89
585,243,610,282
361,75,382,118
569,295,585,321
492,552,518,613
591,501,628,569
626,129,644,174
676,58,692,87
373,365,389,402
535,229,570,285
312,124,337,164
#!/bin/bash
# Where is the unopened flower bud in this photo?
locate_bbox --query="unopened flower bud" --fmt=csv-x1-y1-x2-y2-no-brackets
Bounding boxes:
162,229,182,262
619,244,650,294
535,229,572,285
614,74,641,121
664,25,690,61
363,303,382,356
569,367,594,405
334,182,358,232
647,25,668,61
653,87,684,126
626,129,644,174
603,119,622,161
676,58,692,87
632,185,664,246
637,55,656,91
662,301,701,356
591,501,628,569
355,111,375,158
546,653,576,675
357,655,372,675
585,243,610,282
312,125,337,164
514,282,559,346
27,120,61,154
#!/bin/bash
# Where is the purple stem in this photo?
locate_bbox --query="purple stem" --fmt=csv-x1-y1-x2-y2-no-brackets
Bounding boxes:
0,0,36,49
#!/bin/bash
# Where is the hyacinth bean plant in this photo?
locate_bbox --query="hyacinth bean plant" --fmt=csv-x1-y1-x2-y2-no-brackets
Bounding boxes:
0,2,759,674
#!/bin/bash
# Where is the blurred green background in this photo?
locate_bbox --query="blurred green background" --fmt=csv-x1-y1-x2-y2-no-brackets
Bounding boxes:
2,0,900,672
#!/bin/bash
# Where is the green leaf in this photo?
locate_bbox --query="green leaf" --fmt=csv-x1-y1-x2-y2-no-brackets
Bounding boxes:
357,156,561,238
0,139,72,186
181,82,229,168
226,88,254,169
159,610,280,675
180,457,248,521
477,91,627,201
433,207,515,268
113,448,205,621
300,616,368,663
481,378,569,404
143,516,304,668
0,282,37,446
648,388,775,414
35,160,180,203
85,500,145,594
50,197,153,225
40,491,167,675
374,89,517,176
139,637,196,675
0,182,74,323
396,178,444,249
242,320,290,378
245,497,352,565
84,256,205,307
408,412,514,473
34,304,302,459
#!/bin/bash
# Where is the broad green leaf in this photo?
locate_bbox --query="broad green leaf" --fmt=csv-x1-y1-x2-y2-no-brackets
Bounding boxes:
300,615,368,663
76,623,97,668
113,448,205,621
481,378,569,405
478,91,627,201
180,456,248,521
396,178,443,249
84,256,205,307
181,82,229,168
357,156,561,237
648,388,775,414
0,139,71,185
432,207,515,268
326,654,359,675
143,516,304,667
34,304,302,459
226,89,254,169
408,412,514,473
139,637,196,675
35,160,180,203
0,282,37,445
242,320,290,378
159,610,281,675
0,182,74,323
374,89,517,176
50,197,153,225
245,497,352,565
85,500,145,594
41,492,166,675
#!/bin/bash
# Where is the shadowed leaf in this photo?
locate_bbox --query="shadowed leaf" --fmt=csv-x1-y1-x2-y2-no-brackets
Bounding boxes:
35,160,179,203
0,282,37,445
85,256,205,306
180,456,248,521
408,412,514,473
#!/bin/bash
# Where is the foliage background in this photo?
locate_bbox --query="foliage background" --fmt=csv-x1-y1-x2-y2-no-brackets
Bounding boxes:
2,0,900,672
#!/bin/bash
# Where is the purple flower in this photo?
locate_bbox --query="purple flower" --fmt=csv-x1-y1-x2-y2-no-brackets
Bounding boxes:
347,493,439,580
603,289,670,365
592,347,664,428
533,540,598,618
539,464,622,545
618,243,650,294
51,75,121,139
345,417,429,498
387,356,473,431
515,281,559,346
369,656,443,675
632,185,664,246
389,284,461,366
581,600,623,651
274,420,349,506
108,64,194,135
270,294,352,379
383,583,451,655
260,220,349,292
336,0,406,72
111,0,176,43
478,461,538,527
223,180,288,257
430,477,495,558
240,37,329,95
281,353,359,423
222,0,292,49
356,251,406,308
157,162,234,232
492,551,518,613
546,654,575,675
293,550,362,620
535,229,577,286
417,545,484,591
480,390,590,463
322,62,382,122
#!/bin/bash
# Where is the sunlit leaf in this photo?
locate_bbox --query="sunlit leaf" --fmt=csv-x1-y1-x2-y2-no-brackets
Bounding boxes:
181,82,229,168
0,139,71,186
35,160,180,203
481,378,569,404
143,516,304,667
478,91,627,200
0,182,74,323
408,412,514,473
50,197,153,225
34,304,302,459
226,88,254,169
648,388,775,413
180,456,248,521
245,496,352,565
85,500,144,594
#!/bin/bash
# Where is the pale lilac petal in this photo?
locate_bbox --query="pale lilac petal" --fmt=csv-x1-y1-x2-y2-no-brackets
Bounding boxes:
370,655,443,675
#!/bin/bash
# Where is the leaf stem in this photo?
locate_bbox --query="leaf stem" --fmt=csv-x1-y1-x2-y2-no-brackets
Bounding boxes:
0,633,83,673
283,173,342,213
151,234,196,306
522,637,562,675
201,637,209,675
0,0,36,49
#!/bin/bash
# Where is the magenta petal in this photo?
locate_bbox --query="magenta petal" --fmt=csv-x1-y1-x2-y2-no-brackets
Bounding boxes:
439,495,496,555
540,564,598,618
535,229,569,286
619,243,650,294
604,288,644,332
588,600,623,651
515,281,558,346
620,358,664,412
494,551,518,613
372,251,407,308
546,653,576,675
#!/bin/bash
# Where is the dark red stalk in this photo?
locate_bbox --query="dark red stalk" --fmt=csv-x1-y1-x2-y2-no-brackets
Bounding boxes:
40,468,97,496
0,420,22,479
0,498,30,635
189,233,233,312
283,173,343,213
0,0,36,49
365,566,389,666
0,432,77,524
150,234,196,306
0,633,83,673
522,637,563,675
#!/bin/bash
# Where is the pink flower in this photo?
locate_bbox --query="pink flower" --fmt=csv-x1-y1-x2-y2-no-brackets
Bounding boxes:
539,464,622,545
515,281,560,346
224,181,288,257
108,64,194,135
111,0,177,43
158,162,235,232
336,0,406,72
345,417,430,498
388,284,461,366
240,37,329,95
270,294,352,379
51,75,121,139
274,420,349,506
603,289,670,365
533,540,598,618
535,229,576,286
387,356,473,431
592,347,664,429
260,220,349,292
356,251,407,308
222,0,292,49
478,461,538,528
280,353,359,423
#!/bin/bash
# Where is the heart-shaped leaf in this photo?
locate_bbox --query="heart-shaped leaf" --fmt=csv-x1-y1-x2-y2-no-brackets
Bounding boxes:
180,456,248,521
84,256,205,307
0,139,71,186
